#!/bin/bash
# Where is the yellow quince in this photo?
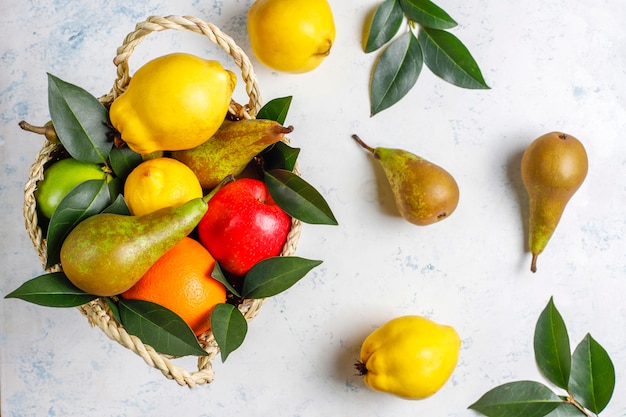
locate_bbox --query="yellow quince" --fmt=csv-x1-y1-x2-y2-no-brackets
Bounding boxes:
110,53,236,154
247,0,335,73
356,315,461,400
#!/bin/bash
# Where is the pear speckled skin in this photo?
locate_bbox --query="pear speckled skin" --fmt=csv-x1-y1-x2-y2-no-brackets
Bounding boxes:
353,135,459,226
173,119,294,189
60,197,209,296
521,132,588,273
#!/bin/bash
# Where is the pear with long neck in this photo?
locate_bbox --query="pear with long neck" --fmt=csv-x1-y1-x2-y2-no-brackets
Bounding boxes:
352,135,459,226
521,132,588,273
60,185,225,296
172,119,294,189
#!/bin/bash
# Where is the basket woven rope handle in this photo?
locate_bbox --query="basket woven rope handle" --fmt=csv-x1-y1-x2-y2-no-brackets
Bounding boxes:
102,15,262,119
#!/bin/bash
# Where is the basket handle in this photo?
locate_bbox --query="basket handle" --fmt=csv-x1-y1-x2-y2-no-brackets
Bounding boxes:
101,15,262,120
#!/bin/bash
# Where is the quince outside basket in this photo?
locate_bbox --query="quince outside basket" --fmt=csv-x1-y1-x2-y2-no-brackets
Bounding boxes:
22,15,302,387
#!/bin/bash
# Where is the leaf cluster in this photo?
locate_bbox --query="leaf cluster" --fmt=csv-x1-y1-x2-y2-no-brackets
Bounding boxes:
365,0,490,115
6,75,337,362
469,297,616,417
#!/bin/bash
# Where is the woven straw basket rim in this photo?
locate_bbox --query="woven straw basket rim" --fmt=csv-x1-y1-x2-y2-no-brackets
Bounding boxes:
22,15,302,388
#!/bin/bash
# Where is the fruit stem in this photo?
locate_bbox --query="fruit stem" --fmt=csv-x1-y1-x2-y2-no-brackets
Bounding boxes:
531,253,538,273
281,125,295,134
354,361,368,376
351,134,375,153
19,120,47,136
202,174,235,203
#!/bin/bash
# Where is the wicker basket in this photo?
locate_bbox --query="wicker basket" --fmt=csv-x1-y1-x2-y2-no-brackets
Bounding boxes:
22,15,302,388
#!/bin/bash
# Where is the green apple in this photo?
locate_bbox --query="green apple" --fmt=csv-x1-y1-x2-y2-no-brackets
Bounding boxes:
35,158,107,219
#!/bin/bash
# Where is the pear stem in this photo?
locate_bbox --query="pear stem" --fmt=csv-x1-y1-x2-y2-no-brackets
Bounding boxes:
352,134,375,153
202,174,235,203
531,253,538,273
19,120,47,135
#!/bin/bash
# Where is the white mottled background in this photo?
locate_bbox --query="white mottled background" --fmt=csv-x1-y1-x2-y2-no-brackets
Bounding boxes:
1,1,625,416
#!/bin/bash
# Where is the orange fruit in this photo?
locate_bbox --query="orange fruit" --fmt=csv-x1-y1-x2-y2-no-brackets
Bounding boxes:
120,237,226,336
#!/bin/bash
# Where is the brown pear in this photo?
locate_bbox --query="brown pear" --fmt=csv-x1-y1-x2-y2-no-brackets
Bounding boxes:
521,132,588,273
352,134,459,226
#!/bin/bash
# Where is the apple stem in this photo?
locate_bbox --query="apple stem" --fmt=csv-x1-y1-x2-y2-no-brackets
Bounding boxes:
352,134,375,153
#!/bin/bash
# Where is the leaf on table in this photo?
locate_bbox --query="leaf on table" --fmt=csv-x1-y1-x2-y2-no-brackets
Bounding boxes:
468,380,562,417
365,0,404,53
262,142,301,172
534,297,571,390
265,169,338,225
108,146,143,180
4,272,98,307
399,0,457,29
568,333,615,414
418,27,490,89
47,73,114,164
45,179,112,268
211,303,248,362
118,298,209,357
256,96,293,125
370,31,423,116
241,256,323,299
544,402,584,417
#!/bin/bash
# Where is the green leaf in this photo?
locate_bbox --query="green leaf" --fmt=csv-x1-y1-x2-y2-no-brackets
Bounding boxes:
534,297,571,390
544,403,584,417
106,177,123,201
104,297,122,324
418,27,490,89
47,73,114,163
370,31,423,116
4,272,98,307
241,256,322,299
211,262,241,298
45,179,112,268
102,193,130,215
265,169,338,225
568,334,615,414
211,303,248,362
256,96,293,125
399,0,457,29
261,142,301,172
118,298,208,357
365,0,404,53
108,146,143,180
469,381,562,417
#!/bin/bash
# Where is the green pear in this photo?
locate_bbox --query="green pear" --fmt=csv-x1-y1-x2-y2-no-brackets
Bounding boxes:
172,119,294,189
60,194,213,296
352,135,459,226
521,132,588,273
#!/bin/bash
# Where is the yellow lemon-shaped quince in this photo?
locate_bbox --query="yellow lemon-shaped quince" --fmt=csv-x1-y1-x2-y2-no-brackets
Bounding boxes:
110,53,236,154
356,315,461,400
247,0,335,73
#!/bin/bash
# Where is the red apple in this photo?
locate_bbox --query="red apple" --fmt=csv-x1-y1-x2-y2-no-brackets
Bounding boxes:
198,178,292,276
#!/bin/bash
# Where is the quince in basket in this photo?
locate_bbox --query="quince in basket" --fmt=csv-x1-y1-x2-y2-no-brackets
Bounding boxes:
10,58,338,360
109,52,236,154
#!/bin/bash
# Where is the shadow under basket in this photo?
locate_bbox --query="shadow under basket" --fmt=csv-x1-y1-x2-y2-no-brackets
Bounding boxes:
22,15,302,388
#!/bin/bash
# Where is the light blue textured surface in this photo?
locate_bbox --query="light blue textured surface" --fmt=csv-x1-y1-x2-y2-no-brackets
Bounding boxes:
1,1,625,416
